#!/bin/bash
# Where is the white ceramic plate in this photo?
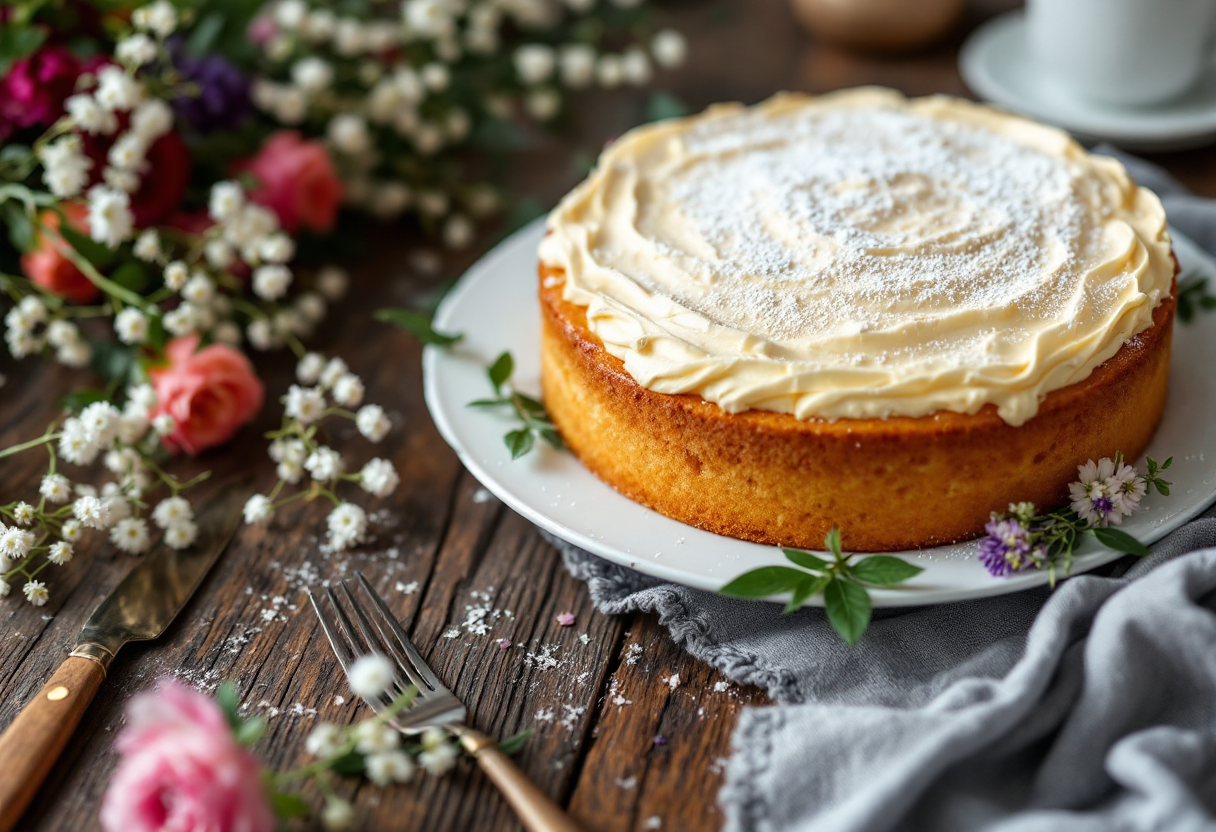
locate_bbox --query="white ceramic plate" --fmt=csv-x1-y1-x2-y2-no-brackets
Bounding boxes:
960,11,1216,151
423,219,1216,607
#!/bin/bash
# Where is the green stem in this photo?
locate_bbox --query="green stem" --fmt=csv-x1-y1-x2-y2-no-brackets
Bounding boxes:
0,425,61,460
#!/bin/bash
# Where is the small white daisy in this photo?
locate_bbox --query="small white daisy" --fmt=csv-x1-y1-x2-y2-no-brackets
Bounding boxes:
40,474,72,504
305,446,344,482
48,541,74,565
61,519,82,542
332,374,364,408
327,502,367,550
164,520,198,549
360,459,399,498
356,405,391,442
111,517,152,554
12,502,36,526
297,352,326,384
243,494,274,525
284,385,327,424
152,497,193,530
23,580,49,607
73,496,112,530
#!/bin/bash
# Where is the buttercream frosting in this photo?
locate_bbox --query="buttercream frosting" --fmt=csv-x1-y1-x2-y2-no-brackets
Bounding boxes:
539,87,1174,425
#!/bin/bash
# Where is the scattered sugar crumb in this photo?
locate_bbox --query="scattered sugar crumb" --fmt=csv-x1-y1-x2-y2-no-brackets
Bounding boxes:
443,629,460,639
616,775,637,790
395,580,419,595
579,633,590,645
709,757,729,775
472,488,494,503
665,674,681,689
535,707,556,722
333,695,345,706
525,644,561,671
559,704,585,731
625,643,643,666
644,817,661,829
713,681,730,693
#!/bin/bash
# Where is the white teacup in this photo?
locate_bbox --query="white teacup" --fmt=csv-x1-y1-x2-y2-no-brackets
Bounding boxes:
1027,0,1216,107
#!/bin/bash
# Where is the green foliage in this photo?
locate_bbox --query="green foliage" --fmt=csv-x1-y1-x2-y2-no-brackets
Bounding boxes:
0,25,46,75
468,351,564,460
496,729,535,756
644,91,690,124
375,308,463,346
1177,273,1216,323
823,578,871,648
1091,526,1151,556
269,791,311,819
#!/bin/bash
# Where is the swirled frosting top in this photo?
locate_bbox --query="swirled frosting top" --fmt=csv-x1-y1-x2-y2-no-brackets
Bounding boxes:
538,88,1173,425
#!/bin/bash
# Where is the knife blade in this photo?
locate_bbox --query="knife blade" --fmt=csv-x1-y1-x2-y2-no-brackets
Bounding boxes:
0,482,251,832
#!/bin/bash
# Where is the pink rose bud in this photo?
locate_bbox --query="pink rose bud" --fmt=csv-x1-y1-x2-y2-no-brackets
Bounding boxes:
556,612,575,627
237,131,344,235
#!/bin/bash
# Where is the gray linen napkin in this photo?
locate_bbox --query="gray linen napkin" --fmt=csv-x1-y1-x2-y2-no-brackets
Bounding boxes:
551,150,1216,831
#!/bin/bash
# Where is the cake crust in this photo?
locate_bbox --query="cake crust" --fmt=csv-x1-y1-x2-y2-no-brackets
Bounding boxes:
540,263,1177,552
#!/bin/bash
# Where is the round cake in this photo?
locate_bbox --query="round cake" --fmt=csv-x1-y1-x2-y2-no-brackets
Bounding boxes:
538,88,1177,552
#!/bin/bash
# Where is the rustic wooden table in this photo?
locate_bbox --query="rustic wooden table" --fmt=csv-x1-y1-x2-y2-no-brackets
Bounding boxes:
4,1,1216,829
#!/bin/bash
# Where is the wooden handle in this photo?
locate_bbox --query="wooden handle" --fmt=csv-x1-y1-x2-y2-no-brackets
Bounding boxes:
0,656,104,832
460,730,584,832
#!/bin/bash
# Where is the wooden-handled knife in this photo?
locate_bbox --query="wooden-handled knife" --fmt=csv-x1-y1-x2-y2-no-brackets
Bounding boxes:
0,484,251,831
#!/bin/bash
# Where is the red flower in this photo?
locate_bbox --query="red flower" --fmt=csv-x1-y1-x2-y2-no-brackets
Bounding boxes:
21,204,100,305
149,336,265,455
237,131,344,234
0,45,80,139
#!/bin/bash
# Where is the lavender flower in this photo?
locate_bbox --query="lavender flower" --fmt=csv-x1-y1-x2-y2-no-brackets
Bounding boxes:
1109,461,1147,518
978,517,1046,577
170,41,251,132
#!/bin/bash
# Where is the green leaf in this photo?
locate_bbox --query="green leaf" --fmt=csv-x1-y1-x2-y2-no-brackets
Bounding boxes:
823,578,872,647
513,393,547,416
468,397,510,409
783,575,829,614
58,388,109,413
850,555,924,587
0,26,46,74
1161,456,1173,470
824,527,843,559
644,90,690,124
505,428,534,459
89,340,135,384
538,427,564,450
375,308,463,346
58,222,119,269
469,117,530,152
109,261,149,293
186,11,226,57
269,791,311,819
496,729,534,756
235,716,267,746
719,566,809,599
488,351,514,393
2,202,33,253
781,547,829,572
216,681,241,732
1092,526,1151,556
1154,480,1171,496
329,751,366,776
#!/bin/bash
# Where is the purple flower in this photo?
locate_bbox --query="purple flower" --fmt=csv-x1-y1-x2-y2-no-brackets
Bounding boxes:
978,517,1045,577
169,41,251,132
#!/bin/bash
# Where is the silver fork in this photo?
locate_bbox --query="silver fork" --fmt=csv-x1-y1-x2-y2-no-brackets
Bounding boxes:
307,572,583,832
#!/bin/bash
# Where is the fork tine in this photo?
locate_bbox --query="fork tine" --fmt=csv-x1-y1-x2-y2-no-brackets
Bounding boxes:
355,571,444,690
306,588,355,673
338,581,432,694
323,585,396,709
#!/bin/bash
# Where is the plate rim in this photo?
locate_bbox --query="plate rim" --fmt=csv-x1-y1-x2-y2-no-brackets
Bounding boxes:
423,218,1216,607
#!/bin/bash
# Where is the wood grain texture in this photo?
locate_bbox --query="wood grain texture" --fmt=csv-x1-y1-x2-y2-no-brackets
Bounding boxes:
2,1,1214,829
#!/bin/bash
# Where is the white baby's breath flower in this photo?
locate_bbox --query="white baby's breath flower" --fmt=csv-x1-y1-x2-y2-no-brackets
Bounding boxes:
102,492,133,524
40,136,93,198
181,274,215,305
305,446,344,482
0,578,9,597
514,44,556,84
23,580,49,607
651,29,687,69
360,459,399,498
273,86,307,124
164,520,198,549
57,338,91,368
17,296,47,325
66,94,118,135
46,320,79,349
285,385,327,423
328,114,372,156
59,419,99,466
525,89,560,121
127,383,155,409
305,723,344,758
132,0,177,38
80,401,121,446
12,502,35,525
354,721,399,754
410,122,444,156
204,239,235,270
40,473,72,504
597,54,624,88
117,406,149,445
47,541,74,565
367,750,415,786
418,742,459,776
74,495,112,529
258,233,295,264
292,57,334,93
356,405,391,442
253,265,292,301
332,374,365,407
152,496,193,530
111,517,152,554
247,318,277,351
316,266,348,300
274,0,307,29
164,260,189,290
114,307,149,344
321,798,354,832
327,502,367,550
108,132,148,171
368,181,411,220
295,293,327,324
0,527,35,561
130,98,173,141
87,186,135,247
243,494,274,525
133,229,161,262
95,65,145,112
347,652,393,697
151,413,175,436
297,353,326,384
442,214,475,250
104,165,141,194
277,459,304,484
621,48,652,85
421,62,449,91
319,357,349,389
416,190,448,218
206,179,244,223
163,303,198,337
302,8,336,41
404,0,457,39
61,519,82,542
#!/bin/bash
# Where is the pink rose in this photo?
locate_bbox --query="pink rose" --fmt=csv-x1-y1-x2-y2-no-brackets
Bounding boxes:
101,680,275,832
0,44,80,139
149,335,265,455
22,204,100,305
237,131,344,235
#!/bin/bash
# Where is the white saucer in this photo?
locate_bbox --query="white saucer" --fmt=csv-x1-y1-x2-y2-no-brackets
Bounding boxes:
423,219,1216,608
960,10,1216,151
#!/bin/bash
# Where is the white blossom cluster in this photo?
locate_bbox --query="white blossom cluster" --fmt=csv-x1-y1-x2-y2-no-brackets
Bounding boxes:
1,385,203,606
305,653,460,830
250,0,685,239
243,353,398,551
4,295,91,367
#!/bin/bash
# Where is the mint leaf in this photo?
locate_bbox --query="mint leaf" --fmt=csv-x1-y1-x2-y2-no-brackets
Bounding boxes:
1092,526,1151,556
505,428,533,459
850,555,923,587
538,427,564,450
823,578,872,647
375,308,463,346
497,729,534,756
719,566,809,598
824,527,843,559
783,575,829,614
488,351,514,393
782,548,828,572
468,397,509,408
